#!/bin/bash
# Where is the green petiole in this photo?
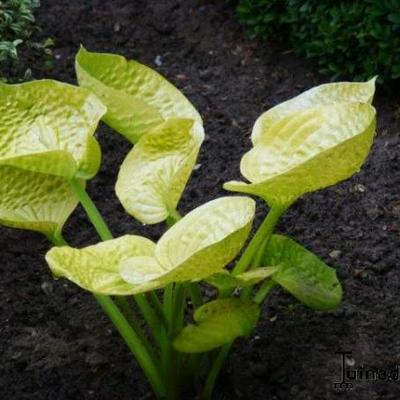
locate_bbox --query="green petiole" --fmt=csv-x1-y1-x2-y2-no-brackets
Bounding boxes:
67,177,167,398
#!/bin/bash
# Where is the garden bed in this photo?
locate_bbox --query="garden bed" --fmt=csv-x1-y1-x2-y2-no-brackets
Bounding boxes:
0,1,399,399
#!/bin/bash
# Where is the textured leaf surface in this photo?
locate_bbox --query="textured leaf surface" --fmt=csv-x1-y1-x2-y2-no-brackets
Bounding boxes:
174,298,260,353
119,197,255,289
0,167,78,236
252,78,376,145
207,267,277,291
120,256,166,286
115,118,204,224
225,103,376,206
264,235,342,310
0,80,106,179
46,235,158,295
155,196,255,282
76,47,202,143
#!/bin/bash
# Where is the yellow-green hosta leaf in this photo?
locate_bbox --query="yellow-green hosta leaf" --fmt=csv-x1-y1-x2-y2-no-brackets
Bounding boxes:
120,196,256,288
115,118,204,224
0,80,106,179
174,298,260,353
252,77,376,145
264,235,342,310
225,103,376,206
75,47,202,143
0,166,78,236
119,256,166,286
155,196,255,282
45,235,158,295
206,267,277,291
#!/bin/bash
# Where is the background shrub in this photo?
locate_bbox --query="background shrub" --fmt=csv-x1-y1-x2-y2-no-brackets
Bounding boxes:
236,0,400,84
0,0,53,81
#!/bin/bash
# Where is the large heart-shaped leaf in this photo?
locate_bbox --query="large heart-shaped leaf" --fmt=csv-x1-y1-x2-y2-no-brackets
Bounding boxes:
224,103,376,206
264,235,342,310
252,78,376,145
120,196,256,287
0,80,106,179
75,47,202,143
46,235,157,295
174,298,260,353
115,118,204,224
0,167,78,237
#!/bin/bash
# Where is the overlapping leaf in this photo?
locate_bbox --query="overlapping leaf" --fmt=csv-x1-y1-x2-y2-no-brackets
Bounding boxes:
252,78,376,145
46,197,255,295
0,80,106,179
174,298,260,353
224,103,376,206
0,167,78,237
0,80,106,236
75,47,202,143
115,118,204,224
120,196,256,288
46,235,158,295
264,235,342,310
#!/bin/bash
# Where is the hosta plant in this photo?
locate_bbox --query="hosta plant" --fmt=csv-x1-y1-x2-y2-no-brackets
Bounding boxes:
0,48,377,400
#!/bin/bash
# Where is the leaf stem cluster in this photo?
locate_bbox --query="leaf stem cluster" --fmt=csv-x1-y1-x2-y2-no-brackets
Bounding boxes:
51,178,287,399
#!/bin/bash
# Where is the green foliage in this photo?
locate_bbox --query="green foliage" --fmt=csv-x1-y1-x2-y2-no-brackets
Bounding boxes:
265,235,342,310
0,0,53,82
236,0,400,83
0,0,39,59
174,298,260,353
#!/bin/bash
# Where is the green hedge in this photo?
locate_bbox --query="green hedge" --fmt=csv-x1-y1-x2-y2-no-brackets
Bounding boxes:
236,0,400,83
0,0,40,62
0,0,54,82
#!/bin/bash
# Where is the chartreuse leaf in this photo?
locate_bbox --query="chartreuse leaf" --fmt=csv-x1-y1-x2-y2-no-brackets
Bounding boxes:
75,47,202,143
0,80,106,179
206,267,277,291
252,77,376,145
120,196,256,288
115,118,204,224
153,196,255,282
0,80,105,236
0,167,78,236
46,235,159,295
264,235,342,310
224,103,376,207
173,298,260,353
46,197,255,295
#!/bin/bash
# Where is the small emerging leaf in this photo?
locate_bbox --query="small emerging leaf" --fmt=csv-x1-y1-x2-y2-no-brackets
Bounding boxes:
252,77,376,145
207,267,277,291
174,298,260,353
121,197,255,288
46,235,158,295
75,47,202,143
225,103,376,206
0,80,106,179
115,118,204,224
264,235,342,310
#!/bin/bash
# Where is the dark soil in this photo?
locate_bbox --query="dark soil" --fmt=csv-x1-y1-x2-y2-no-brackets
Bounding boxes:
1,1,399,399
